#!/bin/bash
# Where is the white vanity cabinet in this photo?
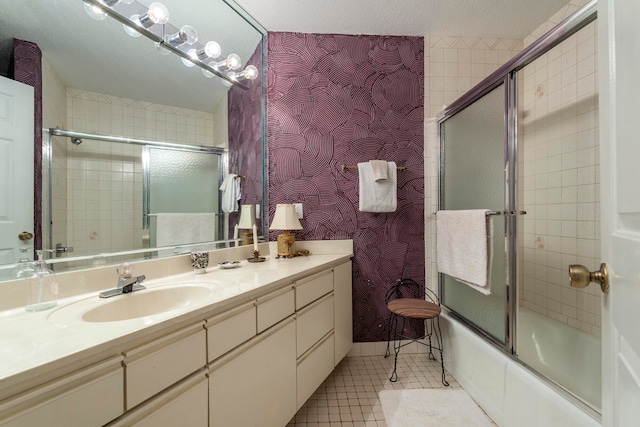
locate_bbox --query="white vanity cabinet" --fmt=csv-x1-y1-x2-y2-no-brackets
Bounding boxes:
208,318,297,427
0,357,124,427
123,323,206,409
333,261,353,363
0,255,353,427
106,370,208,427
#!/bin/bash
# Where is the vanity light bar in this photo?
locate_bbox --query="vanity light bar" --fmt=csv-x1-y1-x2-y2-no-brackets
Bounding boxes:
81,0,253,90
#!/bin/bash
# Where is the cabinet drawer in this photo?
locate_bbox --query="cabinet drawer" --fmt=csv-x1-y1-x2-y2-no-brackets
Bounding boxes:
296,332,334,410
206,301,256,361
295,269,333,309
124,323,206,409
209,317,297,427
106,370,208,427
0,357,123,427
256,286,295,333
296,293,334,358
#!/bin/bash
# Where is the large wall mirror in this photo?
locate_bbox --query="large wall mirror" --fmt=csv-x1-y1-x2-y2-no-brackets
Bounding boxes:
0,0,266,279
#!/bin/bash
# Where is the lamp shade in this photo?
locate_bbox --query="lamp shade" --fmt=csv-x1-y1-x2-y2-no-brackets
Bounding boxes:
269,204,302,230
237,205,256,229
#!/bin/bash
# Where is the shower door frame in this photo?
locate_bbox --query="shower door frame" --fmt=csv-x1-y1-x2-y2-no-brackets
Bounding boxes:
438,0,597,353
437,0,599,415
141,144,226,248
45,128,226,256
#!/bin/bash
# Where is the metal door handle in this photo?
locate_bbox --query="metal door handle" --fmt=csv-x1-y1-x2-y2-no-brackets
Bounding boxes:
18,231,34,241
569,263,609,293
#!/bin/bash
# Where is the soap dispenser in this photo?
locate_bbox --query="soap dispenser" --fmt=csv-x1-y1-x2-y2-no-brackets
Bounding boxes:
25,250,58,312
13,248,35,280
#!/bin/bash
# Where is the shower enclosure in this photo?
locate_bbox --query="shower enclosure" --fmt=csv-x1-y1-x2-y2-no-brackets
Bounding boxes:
43,128,225,266
438,0,601,414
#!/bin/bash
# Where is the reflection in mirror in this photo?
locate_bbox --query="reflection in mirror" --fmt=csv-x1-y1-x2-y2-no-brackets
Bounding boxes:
0,0,266,280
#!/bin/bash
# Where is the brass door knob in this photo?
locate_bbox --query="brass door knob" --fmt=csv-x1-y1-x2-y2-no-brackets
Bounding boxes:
18,231,34,241
569,263,609,294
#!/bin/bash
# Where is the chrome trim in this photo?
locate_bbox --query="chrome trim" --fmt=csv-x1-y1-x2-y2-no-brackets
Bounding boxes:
506,72,518,355
441,0,597,121
50,128,225,154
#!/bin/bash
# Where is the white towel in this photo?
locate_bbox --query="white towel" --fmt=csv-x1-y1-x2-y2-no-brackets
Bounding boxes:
369,160,388,181
436,209,493,294
156,213,217,247
219,174,241,213
358,161,397,212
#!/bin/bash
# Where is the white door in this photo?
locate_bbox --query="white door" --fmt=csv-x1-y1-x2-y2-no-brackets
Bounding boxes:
598,1,640,425
0,76,34,266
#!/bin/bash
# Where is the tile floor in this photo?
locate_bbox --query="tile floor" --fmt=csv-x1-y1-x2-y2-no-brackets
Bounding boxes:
287,352,476,427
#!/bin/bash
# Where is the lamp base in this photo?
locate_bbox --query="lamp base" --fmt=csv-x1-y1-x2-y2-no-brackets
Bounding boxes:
240,231,253,246
276,231,296,257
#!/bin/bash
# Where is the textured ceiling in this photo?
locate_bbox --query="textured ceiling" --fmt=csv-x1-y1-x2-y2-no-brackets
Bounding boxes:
234,0,571,39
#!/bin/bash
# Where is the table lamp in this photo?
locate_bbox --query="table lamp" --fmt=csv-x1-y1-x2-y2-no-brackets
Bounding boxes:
269,204,303,257
237,204,256,246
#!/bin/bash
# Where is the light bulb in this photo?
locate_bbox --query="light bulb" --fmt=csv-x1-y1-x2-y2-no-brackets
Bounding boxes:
84,2,107,20
203,41,221,59
137,2,169,29
242,65,259,80
147,2,169,24
166,25,198,47
181,49,198,67
227,53,242,70
215,53,242,72
123,15,142,37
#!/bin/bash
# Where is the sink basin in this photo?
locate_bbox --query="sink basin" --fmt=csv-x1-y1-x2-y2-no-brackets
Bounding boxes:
49,284,214,323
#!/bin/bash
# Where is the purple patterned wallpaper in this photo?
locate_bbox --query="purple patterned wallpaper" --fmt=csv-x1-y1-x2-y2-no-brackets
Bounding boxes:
228,40,264,230
12,39,43,253
267,32,425,342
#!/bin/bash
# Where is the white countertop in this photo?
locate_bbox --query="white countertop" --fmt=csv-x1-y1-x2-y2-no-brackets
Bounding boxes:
0,251,352,392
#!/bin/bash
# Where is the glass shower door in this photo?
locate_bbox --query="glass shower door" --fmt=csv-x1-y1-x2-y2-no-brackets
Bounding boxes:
144,147,221,248
439,84,507,343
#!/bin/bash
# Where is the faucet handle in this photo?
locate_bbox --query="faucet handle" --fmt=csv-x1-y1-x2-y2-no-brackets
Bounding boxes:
117,263,133,278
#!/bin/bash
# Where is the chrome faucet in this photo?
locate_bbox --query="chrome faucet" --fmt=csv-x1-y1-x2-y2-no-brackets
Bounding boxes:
99,263,146,298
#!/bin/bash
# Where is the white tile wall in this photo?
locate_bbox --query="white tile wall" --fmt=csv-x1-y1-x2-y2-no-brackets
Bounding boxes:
520,2,600,336
63,88,223,257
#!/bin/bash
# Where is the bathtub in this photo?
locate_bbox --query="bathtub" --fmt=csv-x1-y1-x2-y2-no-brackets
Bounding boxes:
517,308,601,411
440,312,601,427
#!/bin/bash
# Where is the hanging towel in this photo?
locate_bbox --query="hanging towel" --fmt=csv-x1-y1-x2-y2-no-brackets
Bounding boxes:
156,213,218,247
219,173,241,213
369,160,388,181
436,209,493,294
358,161,397,212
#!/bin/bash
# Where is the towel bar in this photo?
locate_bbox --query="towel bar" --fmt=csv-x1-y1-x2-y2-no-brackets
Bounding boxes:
432,210,527,217
341,164,407,172
145,213,223,217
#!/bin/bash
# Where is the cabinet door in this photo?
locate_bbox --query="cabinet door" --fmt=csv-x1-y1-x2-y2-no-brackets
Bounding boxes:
297,332,334,410
124,323,206,409
107,371,208,427
209,317,296,427
296,293,334,358
0,357,123,427
206,301,256,362
333,261,353,363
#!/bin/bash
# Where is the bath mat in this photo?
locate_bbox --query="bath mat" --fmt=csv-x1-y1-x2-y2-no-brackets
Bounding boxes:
379,389,493,427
